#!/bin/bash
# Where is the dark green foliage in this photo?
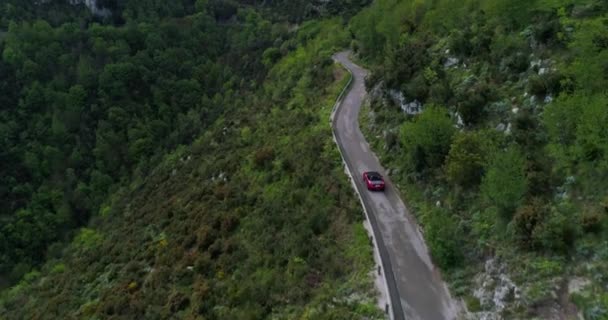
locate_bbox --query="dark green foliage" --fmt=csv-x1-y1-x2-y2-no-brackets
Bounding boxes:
384,35,433,96
445,131,495,189
455,80,497,126
531,202,580,253
0,1,382,315
400,105,455,174
512,198,548,248
580,209,603,234
527,72,563,97
0,0,308,285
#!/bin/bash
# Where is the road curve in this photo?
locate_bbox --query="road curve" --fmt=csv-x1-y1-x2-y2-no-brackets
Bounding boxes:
331,51,461,320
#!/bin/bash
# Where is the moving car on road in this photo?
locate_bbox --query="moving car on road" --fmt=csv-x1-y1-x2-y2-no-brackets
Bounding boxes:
363,171,385,191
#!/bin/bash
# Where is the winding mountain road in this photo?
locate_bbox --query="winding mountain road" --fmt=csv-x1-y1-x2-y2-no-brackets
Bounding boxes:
331,51,461,320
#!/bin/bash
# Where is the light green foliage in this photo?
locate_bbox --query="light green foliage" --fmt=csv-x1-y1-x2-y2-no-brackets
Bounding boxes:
422,206,463,270
574,94,608,165
471,208,499,249
50,263,65,274
563,16,608,93
544,93,608,168
73,228,102,250
481,148,527,219
400,105,455,172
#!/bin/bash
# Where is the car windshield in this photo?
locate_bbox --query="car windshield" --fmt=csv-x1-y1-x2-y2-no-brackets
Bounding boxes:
368,173,382,181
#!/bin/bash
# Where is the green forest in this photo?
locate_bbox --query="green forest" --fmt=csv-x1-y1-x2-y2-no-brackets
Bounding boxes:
352,0,608,318
2,0,608,318
0,0,382,319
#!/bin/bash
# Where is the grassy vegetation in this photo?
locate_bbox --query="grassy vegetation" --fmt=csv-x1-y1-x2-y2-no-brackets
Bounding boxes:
0,1,384,318
352,0,608,317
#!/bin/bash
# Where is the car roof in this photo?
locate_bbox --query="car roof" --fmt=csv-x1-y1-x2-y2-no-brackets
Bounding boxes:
366,171,381,177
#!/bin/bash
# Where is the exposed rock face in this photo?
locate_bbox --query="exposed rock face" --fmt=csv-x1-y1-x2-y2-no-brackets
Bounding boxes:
444,56,460,68
468,259,521,319
388,89,423,115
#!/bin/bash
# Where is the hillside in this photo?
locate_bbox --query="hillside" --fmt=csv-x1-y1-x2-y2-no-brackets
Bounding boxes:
349,0,608,318
0,1,383,319
2,0,608,319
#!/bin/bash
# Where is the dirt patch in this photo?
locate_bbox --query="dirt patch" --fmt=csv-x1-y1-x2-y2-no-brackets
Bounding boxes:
333,65,346,82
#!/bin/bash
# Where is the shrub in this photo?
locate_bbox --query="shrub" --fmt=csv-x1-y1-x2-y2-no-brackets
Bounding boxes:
533,17,562,45
456,81,496,126
73,228,102,250
404,72,429,101
400,105,455,173
580,209,603,234
471,208,499,248
527,72,563,96
428,81,452,105
422,207,463,270
481,147,528,219
445,130,495,188
532,201,581,253
527,74,547,96
512,198,547,248
253,146,274,169
262,47,281,67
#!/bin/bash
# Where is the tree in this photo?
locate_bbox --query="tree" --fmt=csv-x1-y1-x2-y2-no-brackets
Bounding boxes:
445,130,496,188
481,147,528,219
400,105,455,173
195,0,209,13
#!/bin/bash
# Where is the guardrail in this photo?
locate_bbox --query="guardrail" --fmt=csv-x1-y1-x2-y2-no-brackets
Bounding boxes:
330,53,405,320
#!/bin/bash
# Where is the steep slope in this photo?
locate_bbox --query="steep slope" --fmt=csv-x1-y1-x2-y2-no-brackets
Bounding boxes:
0,16,384,319
349,0,608,318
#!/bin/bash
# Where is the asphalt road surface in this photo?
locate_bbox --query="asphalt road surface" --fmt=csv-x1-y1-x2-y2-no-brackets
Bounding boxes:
332,51,461,320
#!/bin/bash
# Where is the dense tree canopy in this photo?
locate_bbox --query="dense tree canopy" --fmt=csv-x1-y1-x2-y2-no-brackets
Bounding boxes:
1,0,382,319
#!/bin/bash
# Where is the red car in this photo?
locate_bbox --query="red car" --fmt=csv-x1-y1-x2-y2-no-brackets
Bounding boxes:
363,171,385,191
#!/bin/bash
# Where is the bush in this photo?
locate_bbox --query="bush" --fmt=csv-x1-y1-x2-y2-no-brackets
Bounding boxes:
428,81,452,105
471,208,499,248
422,207,463,270
527,72,563,96
532,201,581,253
262,47,281,67
456,80,496,126
445,131,495,188
400,105,455,173
512,198,547,248
580,209,603,234
481,147,528,219
253,146,274,169
533,17,562,45
528,74,547,96
404,73,429,101
73,228,102,250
